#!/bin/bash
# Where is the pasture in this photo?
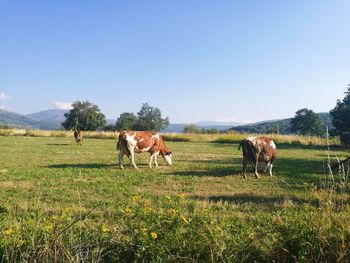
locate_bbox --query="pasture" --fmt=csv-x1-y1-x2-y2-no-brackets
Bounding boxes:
1,135,350,262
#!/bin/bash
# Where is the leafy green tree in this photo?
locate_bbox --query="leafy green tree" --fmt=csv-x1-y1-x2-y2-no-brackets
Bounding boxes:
115,112,137,131
330,85,350,135
133,103,169,131
183,124,202,133
202,128,219,134
62,101,106,130
266,124,280,134
103,124,117,131
290,108,324,136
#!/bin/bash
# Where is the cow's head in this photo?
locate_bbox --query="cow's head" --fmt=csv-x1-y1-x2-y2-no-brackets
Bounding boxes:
162,151,173,166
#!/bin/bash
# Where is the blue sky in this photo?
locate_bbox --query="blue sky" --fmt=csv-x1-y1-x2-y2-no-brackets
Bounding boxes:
1,1,349,123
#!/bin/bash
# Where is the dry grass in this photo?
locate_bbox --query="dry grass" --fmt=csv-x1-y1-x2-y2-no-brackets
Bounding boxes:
0,128,340,146
163,132,340,146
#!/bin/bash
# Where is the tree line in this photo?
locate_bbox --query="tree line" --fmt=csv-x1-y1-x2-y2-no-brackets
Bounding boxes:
62,102,169,132
289,85,350,141
62,85,350,146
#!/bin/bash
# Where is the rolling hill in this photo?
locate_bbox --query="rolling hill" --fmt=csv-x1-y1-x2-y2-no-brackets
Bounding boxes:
0,109,333,134
229,112,333,134
0,110,61,130
25,109,68,124
161,122,241,133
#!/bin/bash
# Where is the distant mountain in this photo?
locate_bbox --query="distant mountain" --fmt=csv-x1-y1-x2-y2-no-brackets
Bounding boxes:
229,112,333,134
0,109,60,130
161,124,187,133
0,108,333,134
161,121,241,133
25,109,68,124
196,120,240,127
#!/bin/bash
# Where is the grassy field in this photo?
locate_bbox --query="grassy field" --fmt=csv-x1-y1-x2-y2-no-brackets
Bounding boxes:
0,135,350,262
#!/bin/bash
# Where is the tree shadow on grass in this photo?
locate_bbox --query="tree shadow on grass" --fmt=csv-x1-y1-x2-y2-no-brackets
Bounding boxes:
172,165,241,177
184,157,241,165
46,163,116,169
191,193,321,207
275,157,324,182
47,143,70,146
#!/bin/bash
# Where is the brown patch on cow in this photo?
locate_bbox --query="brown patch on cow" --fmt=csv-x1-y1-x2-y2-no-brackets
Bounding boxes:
135,132,156,152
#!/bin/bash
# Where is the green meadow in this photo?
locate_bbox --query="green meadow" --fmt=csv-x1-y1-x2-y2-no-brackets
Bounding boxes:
1,134,350,262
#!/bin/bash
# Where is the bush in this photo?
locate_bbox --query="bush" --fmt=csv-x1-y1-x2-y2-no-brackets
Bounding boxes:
340,132,350,147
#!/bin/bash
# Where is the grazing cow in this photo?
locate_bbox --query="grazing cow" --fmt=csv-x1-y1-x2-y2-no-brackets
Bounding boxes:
238,137,277,179
74,130,83,146
117,131,172,169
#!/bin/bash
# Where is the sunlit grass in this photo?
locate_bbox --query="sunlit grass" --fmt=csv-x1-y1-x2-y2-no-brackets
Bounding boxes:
0,135,349,261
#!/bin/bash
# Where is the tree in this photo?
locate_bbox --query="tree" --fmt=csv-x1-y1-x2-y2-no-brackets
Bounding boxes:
330,85,350,135
115,112,137,130
103,124,117,131
62,101,106,130
290,108,324,136
183,124,202,133
133,103,169,131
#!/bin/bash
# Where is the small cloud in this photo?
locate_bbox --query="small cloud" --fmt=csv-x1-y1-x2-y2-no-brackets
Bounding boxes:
0,92,11,100
50,101,73,110
0,105,10,111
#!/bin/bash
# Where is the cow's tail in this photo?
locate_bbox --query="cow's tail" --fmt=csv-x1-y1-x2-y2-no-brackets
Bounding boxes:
238,140,243,150
117,131,131,155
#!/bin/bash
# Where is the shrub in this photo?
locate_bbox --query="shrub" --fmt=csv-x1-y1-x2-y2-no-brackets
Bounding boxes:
340,132,350,148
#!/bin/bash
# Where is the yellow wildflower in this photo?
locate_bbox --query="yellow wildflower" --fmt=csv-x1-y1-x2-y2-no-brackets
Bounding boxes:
180,215,189,224
124,207,132,213
169,208,178,215
150,232,158,239
51,215,59,220
142,227,147,232
143,207,152,213
44,224,53,231
102,226,110,233
3,228,13,235
177,193,185,198
131,195,140,202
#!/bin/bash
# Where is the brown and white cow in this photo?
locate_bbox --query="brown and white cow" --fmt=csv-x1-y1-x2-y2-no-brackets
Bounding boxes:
238,137,277,179
117,131,172,169
74,130,83,146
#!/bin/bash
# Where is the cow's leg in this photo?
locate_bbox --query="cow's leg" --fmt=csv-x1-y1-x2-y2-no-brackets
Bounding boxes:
149,152,159,168
242,158,247,179
148,154,154,168
268,163,273,176
154,153,159,167
263,162,268,173
254,153,260,179
128,146,138,169
118,148,125,169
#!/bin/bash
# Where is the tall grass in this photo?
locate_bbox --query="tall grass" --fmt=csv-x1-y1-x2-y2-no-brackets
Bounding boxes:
163,132,340,146
0,128,340,146
0,129,119,139
318,127,350,210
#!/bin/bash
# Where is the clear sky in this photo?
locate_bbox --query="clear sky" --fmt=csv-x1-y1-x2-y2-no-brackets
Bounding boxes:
1,0,349,123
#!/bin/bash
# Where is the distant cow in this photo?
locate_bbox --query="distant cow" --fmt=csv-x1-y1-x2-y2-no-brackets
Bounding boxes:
238,137,277,179
74,130,83,146
117,131,173,169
